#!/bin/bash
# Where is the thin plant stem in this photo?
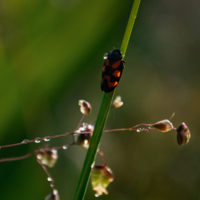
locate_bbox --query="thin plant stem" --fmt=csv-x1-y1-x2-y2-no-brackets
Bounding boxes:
0,132,73,149
120,0,141,58
0,143,75,163
52,142,75,150
74,114,86,133
0,123,175,164
169,112,175,120
73,0,142,199
73,113,87,143
131,123,152,129
37,159,56,190
0,125,154,150
97,150,107,166
0,151,35,162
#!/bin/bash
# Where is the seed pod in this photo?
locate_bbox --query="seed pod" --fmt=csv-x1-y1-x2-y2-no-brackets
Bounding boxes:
112,96,123,108
36,149,58,168
78,100,92,115
152,119,174,132
91,165,114,197
176,122,191,145
74,123,94,149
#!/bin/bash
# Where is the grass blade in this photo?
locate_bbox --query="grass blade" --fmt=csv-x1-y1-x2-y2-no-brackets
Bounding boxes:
73,1,141,199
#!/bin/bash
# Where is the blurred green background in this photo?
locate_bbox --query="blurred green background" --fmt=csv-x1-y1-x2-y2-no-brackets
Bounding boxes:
0,0,200,199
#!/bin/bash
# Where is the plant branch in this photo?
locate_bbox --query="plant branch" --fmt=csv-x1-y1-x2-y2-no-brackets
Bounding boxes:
0,151,35,162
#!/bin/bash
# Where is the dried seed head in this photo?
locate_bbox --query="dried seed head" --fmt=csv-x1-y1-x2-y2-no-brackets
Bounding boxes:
112,96,123,108
176,122,191,145
91,165,114,197
152,119,174,132
78,100,92,115
74,123,94,149
36,149,58,168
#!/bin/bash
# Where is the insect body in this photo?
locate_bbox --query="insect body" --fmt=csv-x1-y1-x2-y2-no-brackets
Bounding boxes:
101,49,125,93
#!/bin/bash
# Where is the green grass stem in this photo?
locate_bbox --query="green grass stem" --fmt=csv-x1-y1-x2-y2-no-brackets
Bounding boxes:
73,0,141,199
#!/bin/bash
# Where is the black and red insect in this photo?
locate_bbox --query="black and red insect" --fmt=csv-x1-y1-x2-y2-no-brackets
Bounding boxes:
101,49,125,93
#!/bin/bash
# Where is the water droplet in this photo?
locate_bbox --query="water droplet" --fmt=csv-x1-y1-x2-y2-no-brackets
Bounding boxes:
62,145,68,150
137,129,141,132
37,154,42,160
47,177,52,181
80,127,86,131
53,189,58,195
50,183,54,187
95,193,99,197
35,137,41,143
103,53,108,59
84,140,88,145
75,130,81,134
21,139,29,143
44,137,50,142
51,149,57,154
88,124,94,130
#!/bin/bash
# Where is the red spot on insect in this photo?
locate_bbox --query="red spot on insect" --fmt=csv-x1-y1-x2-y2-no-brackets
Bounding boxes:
102,66,106,72
111,60,121,69
104,75,110,81
108,81,118,88
105,58,110,66
112,70,121,77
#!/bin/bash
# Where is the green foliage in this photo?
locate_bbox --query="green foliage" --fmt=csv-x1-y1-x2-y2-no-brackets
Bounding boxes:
0,0,199,200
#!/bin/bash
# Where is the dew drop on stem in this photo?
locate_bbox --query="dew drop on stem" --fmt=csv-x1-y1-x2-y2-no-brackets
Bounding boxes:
35,137,41,143
50,183,54,187
95,193,99,197
21,139,29,143
103,53,108,59
47,177,52,182
44,137,51,142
